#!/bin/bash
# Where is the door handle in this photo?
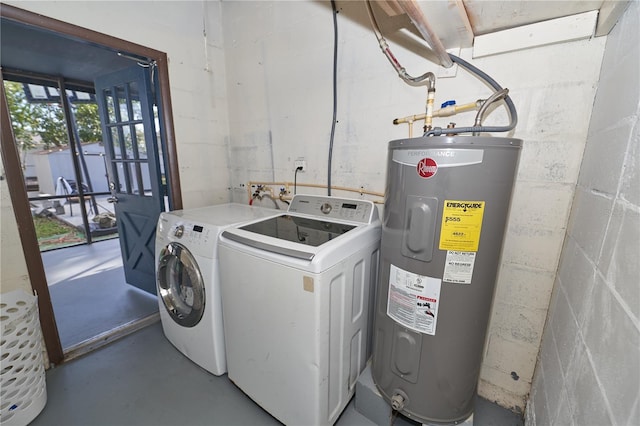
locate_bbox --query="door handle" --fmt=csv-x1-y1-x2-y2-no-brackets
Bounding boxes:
107,196,119,204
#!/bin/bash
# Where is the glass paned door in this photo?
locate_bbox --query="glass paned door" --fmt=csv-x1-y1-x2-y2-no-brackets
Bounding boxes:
95,66,164,294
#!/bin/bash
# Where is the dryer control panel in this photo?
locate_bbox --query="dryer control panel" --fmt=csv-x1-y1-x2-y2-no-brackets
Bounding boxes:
288,195,378,224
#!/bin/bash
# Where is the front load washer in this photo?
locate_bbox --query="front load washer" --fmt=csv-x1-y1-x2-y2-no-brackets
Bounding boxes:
155,204,278,375
218,195,381,425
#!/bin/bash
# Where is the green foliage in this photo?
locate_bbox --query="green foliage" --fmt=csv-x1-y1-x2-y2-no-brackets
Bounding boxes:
38,103,67,148
75,103,102,143
3,80,103,152
3,81,42,150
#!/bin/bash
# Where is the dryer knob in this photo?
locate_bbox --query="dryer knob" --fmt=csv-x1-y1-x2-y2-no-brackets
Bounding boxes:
174,225,185,238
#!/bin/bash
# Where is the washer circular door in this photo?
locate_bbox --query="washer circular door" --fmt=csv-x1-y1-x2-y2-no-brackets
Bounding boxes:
157,242,205,327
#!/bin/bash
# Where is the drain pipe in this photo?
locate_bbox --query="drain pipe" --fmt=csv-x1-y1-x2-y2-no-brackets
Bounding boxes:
365,0,441,86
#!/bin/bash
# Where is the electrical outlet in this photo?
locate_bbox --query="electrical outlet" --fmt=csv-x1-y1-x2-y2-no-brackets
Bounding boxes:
295,160,307,172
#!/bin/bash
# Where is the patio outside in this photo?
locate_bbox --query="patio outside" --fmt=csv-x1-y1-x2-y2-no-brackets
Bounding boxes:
31,193,117,251
4,78,119,251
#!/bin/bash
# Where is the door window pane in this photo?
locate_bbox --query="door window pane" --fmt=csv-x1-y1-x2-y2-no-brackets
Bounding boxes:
122,125,132,159
135,124,147,159
128,162,149,196
130,163,140,196
113,162,129,194
110,127,122,159
116,85,129,122
130,81,142,121
105,89,116,123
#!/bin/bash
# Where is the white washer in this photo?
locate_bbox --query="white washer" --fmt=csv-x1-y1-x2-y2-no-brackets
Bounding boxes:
219,195,381,425
155,204,279,376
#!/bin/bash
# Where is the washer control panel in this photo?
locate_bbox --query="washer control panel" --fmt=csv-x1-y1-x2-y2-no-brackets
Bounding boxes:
288,195,377,224
162,220,214,251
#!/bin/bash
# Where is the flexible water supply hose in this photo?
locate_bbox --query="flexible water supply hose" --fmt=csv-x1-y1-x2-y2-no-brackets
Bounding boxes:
474,88,508,126
424,54,518,136
472,88,509,135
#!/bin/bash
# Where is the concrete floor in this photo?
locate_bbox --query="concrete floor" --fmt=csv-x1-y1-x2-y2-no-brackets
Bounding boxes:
31,323,523,426
42,238,158,349
36,232,523,426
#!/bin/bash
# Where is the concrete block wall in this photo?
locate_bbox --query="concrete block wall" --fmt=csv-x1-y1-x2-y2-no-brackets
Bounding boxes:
0,155,32,295
221,0,607,411
526,2,639,424
4,0,232,208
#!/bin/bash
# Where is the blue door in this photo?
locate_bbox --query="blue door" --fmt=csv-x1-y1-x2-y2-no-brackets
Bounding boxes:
94,66,164,294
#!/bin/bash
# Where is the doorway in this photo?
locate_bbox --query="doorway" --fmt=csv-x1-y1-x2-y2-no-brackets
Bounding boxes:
0,4,182,365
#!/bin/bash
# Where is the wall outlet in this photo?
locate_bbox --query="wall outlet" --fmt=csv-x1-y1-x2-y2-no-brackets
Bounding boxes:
294,159,307,172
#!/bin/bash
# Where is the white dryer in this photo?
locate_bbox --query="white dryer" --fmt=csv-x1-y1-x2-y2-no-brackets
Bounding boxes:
218,195,381,425
155,204,278,375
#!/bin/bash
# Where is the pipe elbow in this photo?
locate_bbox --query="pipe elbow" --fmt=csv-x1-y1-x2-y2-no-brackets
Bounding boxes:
474,88,509,127
424,72,436,91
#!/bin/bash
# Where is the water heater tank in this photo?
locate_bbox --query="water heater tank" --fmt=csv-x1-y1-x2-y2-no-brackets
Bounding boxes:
372,135,522,424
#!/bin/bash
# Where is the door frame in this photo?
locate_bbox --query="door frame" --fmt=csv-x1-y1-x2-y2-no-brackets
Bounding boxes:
0,4,183,365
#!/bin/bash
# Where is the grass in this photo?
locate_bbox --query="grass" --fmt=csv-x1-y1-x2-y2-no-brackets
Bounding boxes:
33,215,85,250
33,216,75,238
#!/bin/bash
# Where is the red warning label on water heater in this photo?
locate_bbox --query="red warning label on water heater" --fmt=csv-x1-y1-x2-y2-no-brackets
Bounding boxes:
417,158,437,178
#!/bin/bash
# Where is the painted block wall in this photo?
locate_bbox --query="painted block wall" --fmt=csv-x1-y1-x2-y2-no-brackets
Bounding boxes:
0,155,32,295
1,154,51,369
221,0,606,411
526,2,640,425
4,0,232,208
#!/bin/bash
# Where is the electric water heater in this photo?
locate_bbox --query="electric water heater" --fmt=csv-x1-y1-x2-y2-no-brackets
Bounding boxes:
372,135,522,424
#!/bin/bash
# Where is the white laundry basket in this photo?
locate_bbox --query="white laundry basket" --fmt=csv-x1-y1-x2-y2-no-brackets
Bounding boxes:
1,289,47,426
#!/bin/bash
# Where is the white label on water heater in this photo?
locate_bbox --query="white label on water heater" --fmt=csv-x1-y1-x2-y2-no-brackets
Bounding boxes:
443,251,477,284
387,264,441,335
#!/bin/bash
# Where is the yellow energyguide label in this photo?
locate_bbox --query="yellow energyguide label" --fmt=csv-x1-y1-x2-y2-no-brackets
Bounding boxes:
439,200,485,252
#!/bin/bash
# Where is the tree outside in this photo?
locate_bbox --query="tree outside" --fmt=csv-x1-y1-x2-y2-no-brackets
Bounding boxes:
3,80,102,162
3,79,113,250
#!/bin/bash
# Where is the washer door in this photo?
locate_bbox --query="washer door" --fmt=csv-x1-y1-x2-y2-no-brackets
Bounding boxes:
157,242,205,327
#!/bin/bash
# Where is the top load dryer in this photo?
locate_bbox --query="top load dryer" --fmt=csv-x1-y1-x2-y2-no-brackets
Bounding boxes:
155,203,279,376
218,195,381,425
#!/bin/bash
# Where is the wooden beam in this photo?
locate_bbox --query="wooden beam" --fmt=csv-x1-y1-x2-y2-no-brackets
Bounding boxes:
595,0,631,36
473,10,599,58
